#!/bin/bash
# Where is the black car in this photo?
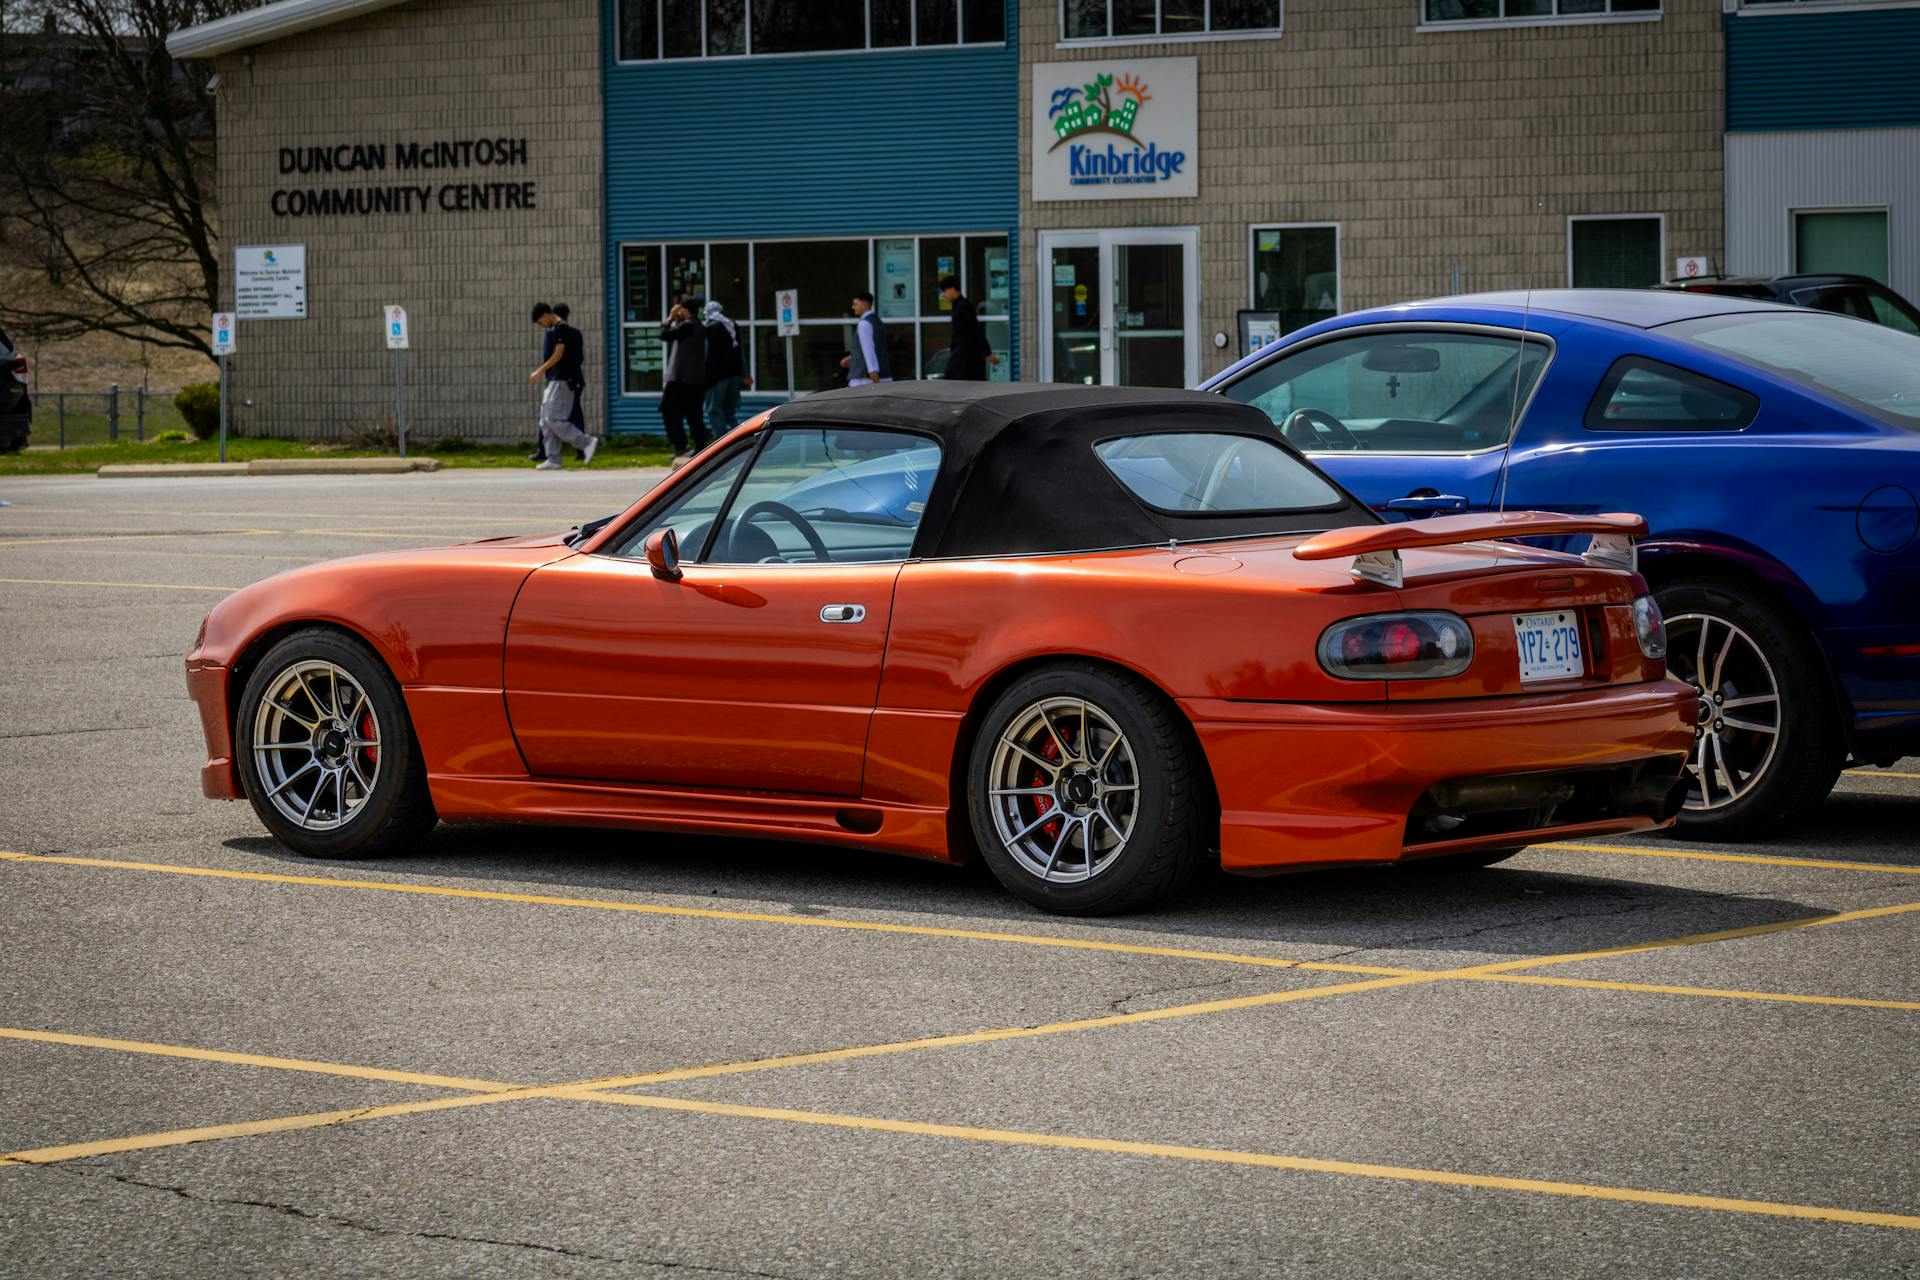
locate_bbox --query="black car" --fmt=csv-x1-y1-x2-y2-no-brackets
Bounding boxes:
1,327,31,453
1655,272,1920,334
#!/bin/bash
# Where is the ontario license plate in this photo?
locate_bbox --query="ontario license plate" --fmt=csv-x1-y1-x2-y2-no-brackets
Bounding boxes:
1514,611,1583,682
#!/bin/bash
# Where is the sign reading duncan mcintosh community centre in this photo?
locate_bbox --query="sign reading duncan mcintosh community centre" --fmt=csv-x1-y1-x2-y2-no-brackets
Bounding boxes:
1031,57,1198,202
270,136,538,218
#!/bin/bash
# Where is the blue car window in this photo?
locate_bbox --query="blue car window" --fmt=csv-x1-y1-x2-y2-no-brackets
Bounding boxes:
1217,329,1549,454
1668,312,1920,432
1584,357,1759,434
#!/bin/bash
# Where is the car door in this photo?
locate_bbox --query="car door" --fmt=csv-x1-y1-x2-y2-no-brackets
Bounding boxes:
503,426,941,796
1215,324,1554,516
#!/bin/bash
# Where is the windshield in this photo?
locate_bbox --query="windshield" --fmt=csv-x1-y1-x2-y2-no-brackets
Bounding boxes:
1665,312,1920,431
1095,433,1344,514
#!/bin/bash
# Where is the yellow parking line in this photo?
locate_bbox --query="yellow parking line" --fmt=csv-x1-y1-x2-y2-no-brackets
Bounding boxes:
1843,769,1920,781
1544,842,1920,875
0,851,1406,978
5,852,1916,1014
0,577,238,594
1457,973,1920,1012
0,1027,518,1093
561,1091,1920,1231
0,530,276,547
0,1093,532,1168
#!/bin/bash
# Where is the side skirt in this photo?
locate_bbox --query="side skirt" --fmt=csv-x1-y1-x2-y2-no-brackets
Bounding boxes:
426,774,956,862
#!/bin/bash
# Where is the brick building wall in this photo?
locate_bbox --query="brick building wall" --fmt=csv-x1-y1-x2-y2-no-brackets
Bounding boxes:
1018,0,1725,384
213,0,602,442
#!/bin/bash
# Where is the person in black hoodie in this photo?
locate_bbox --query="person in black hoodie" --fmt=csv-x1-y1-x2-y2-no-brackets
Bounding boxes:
702,300,746,433
529,302,592,461
939,275,992,382
659,298,708,461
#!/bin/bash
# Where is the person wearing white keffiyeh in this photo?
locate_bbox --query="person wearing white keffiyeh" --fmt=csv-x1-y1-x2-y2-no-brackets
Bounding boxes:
702,300,747,433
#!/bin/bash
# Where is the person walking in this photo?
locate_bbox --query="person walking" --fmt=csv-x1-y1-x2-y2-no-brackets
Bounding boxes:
839,291,892,386
659,299,708,463
528,302,596,470
529,302,592,461
702,300,747,433
939,275,994,382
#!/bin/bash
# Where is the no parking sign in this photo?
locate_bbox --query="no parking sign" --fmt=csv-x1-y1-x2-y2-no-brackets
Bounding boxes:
385,304,410,350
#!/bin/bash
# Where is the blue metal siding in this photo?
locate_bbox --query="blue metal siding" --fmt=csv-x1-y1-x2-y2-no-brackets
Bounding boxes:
600,1,1019,436
1727,9,1920,132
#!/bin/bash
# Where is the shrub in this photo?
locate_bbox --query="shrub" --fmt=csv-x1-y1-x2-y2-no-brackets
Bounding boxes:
153,429,194,444
173,384,221,437
344,418,398,450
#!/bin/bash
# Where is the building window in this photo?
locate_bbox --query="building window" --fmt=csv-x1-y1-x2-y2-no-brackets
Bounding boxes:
619,234,1011,397
618,0,1004,60
1794,209,1890,283
1061,0,1281,41
1421,0,1659,27
1568,215,1664,288
1249,224,1338,337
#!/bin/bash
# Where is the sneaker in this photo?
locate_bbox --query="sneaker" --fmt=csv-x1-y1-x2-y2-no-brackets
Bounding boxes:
535,459,562,471
527,449,545,462
582,437,599,466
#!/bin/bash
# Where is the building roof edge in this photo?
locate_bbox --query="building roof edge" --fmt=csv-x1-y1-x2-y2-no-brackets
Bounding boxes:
167,0,411,58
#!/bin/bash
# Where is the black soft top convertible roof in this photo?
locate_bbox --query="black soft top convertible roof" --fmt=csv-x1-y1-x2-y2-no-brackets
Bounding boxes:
764,383,1377,559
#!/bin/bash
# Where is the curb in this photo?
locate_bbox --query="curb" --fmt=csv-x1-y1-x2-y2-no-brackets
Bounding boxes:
98,458,443,479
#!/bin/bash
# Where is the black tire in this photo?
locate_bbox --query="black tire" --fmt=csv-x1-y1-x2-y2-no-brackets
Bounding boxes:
1402,847,1523,873
234,628,437,859
966,662,1210,916
1655,575,1843,842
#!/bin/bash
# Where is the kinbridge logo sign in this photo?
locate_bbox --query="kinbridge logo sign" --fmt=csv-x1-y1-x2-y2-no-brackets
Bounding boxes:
1032,57,1197,202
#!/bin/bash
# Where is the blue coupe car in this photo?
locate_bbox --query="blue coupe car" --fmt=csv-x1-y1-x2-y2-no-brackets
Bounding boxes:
1202,289,1920,841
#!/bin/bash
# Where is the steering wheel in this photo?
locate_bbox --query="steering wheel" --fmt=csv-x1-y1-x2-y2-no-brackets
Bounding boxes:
731,500,832,563
1281,407,1361,453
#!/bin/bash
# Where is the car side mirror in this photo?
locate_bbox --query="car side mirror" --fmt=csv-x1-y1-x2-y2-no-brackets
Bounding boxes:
643,527,682,582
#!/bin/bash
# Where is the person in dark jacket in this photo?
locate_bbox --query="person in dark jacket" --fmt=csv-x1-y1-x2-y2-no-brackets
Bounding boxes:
659,299,708,460
939,275,992,382
702,300,747,433
529,302,591,461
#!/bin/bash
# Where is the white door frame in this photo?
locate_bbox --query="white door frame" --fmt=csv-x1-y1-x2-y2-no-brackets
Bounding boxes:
1038,227,1200,387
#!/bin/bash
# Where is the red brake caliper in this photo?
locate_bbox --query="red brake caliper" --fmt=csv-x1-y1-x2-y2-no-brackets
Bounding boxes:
1032,735,1061,841
359,710,378,768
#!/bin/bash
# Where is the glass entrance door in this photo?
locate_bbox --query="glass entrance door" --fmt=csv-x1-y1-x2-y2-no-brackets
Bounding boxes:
1040,229,1198,388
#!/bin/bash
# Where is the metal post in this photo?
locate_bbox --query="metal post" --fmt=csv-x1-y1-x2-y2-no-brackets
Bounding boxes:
136,390,145,441
218,355,229,464
395,349,406,458
57,393,65,448
108,384,119,440
785,334,794,401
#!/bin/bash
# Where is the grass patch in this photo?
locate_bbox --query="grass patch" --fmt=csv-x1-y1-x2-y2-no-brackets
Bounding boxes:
0,435,676,476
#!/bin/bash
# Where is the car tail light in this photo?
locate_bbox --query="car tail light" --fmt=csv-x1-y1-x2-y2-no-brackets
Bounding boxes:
1861,643,1920,658
6,355,24,377
1318,612,1473,681
1631,594,1666,660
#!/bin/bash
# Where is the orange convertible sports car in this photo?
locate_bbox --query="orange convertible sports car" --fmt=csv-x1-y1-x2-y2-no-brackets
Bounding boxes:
187,384,1696,914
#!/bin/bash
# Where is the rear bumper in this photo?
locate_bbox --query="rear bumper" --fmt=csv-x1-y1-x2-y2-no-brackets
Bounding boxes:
185,660,242,799
1184,679,1697,873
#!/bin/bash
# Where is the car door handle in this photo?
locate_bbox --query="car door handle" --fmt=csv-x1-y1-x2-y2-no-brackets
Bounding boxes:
1385,494,1469,516
820,604,867,624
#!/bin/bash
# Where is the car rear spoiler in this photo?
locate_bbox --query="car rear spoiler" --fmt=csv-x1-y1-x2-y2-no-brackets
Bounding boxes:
1293,511,1649,588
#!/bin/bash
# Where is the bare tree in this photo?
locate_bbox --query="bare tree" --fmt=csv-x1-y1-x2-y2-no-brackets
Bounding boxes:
0,1,246,358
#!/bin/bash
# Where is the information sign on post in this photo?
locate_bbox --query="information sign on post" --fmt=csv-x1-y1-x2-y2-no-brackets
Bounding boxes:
384,305,409,457
775,289,800,337
1675,256,1710,281
234,244,308,319
210,312,236,463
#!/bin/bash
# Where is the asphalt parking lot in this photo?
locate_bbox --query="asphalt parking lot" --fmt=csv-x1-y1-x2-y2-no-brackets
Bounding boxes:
0,469,1915,1278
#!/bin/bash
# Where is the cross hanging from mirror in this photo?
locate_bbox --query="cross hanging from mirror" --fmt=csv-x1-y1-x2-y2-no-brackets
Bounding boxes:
1386,375,1401,399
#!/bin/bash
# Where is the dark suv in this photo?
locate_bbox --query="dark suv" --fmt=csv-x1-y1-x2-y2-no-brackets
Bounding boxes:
1,327,30,453
1655,273,1920,335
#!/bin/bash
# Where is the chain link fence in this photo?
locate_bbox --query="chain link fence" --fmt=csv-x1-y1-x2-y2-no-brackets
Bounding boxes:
24,388,193,448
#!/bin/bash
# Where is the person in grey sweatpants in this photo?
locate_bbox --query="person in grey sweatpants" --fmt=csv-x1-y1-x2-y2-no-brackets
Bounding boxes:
529,302,596,469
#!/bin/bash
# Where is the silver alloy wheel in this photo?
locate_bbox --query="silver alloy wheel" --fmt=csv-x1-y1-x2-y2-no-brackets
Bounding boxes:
250,658,382,831
1664,612,1781,812
987,696,1139,884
